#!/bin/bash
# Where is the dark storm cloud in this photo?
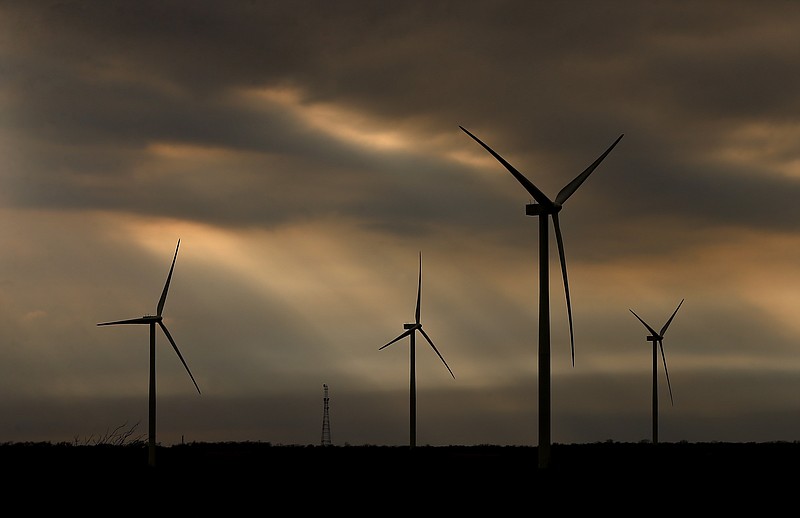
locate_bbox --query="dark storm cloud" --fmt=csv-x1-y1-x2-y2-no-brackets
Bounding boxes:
583,147,800,235
7,1,800,130
5,1,800,238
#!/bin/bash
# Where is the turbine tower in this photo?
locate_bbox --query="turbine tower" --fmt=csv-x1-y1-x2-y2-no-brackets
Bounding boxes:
630,298,684,445
97,239,201,467
321,383,332,447
461,126,622,468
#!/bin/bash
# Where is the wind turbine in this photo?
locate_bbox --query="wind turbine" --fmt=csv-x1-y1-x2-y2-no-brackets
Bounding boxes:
460,126,623,468
379,252,455,449
97,239,201,467
630,298,683,445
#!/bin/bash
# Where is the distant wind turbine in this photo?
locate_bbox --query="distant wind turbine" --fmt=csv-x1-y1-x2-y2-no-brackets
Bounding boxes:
630,298,684,445
379,252,455,449
97,239,201,467
461,126,623,468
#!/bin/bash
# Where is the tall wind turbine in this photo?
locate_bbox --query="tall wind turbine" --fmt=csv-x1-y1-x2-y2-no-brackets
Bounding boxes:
460,126,623,468
379,252,455,449
630,298,683,445
97,239,201,467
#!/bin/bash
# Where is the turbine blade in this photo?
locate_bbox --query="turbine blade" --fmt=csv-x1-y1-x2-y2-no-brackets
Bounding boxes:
660,340,674,405
629,309,660,338
419,328,455,379
552,213,575,366
379,328,414,350
157,239,180,317
415,252,422,325
158,321,201,395
459,126,554,207
555,134,624,205
97,317,152,326
660,298,684,337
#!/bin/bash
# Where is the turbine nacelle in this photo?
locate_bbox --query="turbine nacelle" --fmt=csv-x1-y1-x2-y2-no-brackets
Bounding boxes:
525,202,562,216
404,323,419,330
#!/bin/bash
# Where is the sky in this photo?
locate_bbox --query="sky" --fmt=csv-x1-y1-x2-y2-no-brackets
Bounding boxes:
2,0,800,447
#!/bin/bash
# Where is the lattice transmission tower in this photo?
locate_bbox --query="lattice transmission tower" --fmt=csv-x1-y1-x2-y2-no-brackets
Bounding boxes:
321,383,332,446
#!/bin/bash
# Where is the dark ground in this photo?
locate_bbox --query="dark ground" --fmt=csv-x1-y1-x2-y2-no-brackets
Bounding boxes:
6,439,799,470
3,441,795,508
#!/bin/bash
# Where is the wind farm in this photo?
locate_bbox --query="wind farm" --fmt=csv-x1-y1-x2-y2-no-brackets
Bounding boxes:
4,130,794,475
6,1,800,486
